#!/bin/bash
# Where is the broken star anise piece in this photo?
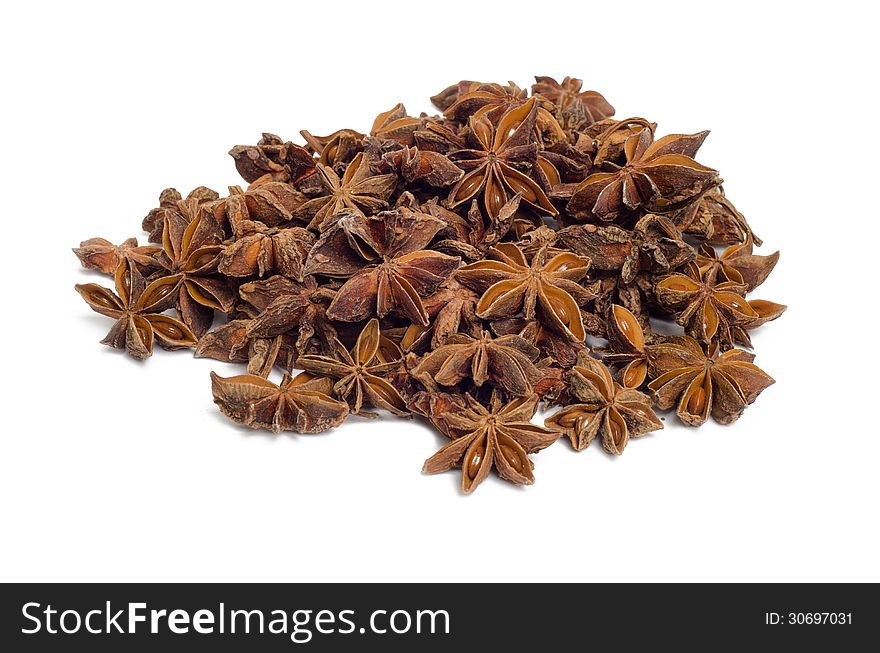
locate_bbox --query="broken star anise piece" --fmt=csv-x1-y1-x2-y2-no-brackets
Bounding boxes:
296,318,409,417
545,352,662,454
457,242,593,342
210,371,349,434
603,305,649,388
411,330,543,397
422,392,559,494
75,258,196,360
647,336,774,426
567,128,720,221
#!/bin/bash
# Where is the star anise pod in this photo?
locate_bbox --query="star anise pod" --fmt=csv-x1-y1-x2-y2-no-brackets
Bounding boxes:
370,104,425,146
238,275,338,357
144,197,236,337
647,336,774,426
427,195,520,261
655,262,784,349
218,220,315,280
602,305,649,388
490,317,589,369
381,145,464,188
293,152,397,230
544,353,662,454
296,319,409,417
411,330,543,397
300,128,364,168
73,237,163,275
695,237,779,291
141,186,219,243
456,242,593,342
674,186,761,246
399,277,481,353
210,371,348,434
194,319,297,377
447,98,557,219
567,129,720,221
531,75,615,124
422,392,559,494
558,213,694,284
229,133,316,186
309,209,460,326
75,258,196,360
213,183,306,232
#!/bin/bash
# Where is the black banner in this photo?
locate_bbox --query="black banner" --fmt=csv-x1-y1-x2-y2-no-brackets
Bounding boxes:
1,583,875,650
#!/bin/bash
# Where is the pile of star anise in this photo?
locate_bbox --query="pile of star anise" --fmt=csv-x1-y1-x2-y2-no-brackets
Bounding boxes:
75,77,785,493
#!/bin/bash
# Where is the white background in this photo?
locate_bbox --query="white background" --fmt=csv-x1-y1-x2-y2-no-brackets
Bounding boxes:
1,1,877,582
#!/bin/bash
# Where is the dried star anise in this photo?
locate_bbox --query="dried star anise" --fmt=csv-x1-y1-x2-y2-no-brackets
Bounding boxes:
238,275,338,357
422,392,559,494
545,353,662,454
695,237,779,291
218,221,314,280
567,128,721,221
76,259,196,360
457,242,593,342
411,330,542,397
145,197,236,337
210,371,348,433
296,319,408,417
447,98,557,219
531,75,615,125
73,237,163,275
141,186,219,244
647,336,774,426
294,152,397,230
558,213,694,284
655,262,784,349
229,133,316,186
311,209,460,326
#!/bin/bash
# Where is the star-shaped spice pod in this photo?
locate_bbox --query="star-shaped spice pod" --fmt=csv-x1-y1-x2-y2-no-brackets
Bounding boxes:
545,353,662,454
237,275,338,358
647,336,774,426
456,242,593,342
531,75,615,124
144,197,237,337
219,221,315,280
76,258,196,360
210,371,349,434
411,330,543,397
567,128,720,221
294,152,398,231
695,236,779,291
655,262,785,349
447,97,557,219
296,319,409,417
307,208,461,326
422,392,559,494
73,236,163,276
